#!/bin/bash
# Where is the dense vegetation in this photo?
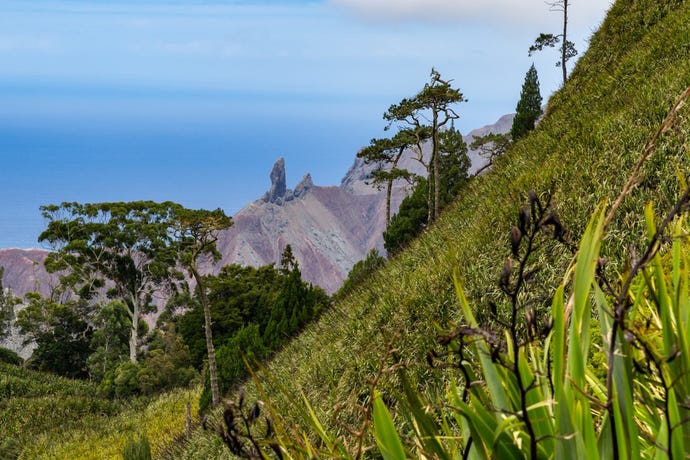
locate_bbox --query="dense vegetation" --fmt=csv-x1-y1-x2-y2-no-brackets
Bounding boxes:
3,0,690,458
174,250,329,412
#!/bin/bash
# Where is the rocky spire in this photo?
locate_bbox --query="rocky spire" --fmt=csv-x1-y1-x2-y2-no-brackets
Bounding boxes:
294,173,313,198
263,157,287,204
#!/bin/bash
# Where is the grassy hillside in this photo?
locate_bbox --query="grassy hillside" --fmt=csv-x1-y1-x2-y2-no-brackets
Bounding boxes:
173,0,690,456
9,0,690,457
0,362,199,459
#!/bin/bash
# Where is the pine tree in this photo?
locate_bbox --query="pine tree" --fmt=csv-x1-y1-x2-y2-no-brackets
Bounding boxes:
511,64,543,140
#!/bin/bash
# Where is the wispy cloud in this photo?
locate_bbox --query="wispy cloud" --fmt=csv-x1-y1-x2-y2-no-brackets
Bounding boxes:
329,0,611,29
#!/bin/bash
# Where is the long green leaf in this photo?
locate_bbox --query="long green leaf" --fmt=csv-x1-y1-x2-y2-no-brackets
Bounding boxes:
453,270,509,410
398,371,449,460
373,390,407,460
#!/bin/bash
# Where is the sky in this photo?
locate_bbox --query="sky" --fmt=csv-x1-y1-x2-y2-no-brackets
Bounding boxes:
0,0,612,249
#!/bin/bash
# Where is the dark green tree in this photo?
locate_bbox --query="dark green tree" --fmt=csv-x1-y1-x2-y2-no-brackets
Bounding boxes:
383,178,429,255
438,124,471,205
137,323,197,395
16,293,94,378
87,300,131,382
171,207,232,409
528,0,577,84
384,68,466,222
215,324,267,395
39,201,180,363
175,264,281,368
511,64,543,140
264,245,328,348
383,126,470,255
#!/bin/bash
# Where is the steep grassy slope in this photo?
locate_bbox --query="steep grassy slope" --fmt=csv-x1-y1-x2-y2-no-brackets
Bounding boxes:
175,0,690,456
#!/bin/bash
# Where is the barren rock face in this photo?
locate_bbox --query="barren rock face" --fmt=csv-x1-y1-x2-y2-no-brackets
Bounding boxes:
0,249,56,298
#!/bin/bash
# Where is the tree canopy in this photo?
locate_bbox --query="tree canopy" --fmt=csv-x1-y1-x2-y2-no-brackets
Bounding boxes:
384,68,466,222
39,201,183,363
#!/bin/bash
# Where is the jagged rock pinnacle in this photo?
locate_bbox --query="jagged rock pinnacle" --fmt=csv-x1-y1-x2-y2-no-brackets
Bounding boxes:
294,173,313,198
264,157,287,204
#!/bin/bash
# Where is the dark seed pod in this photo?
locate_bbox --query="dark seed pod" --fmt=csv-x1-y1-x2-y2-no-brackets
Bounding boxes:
510,226,522,257
489,301,498,317
247,402,261,425
500,258,513,288
519,206,531,233
426,352,435,368
223,407,235,431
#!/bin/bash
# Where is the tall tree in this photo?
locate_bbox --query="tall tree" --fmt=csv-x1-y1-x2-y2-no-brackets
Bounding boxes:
382,125,470,256
171,207,232,409
357,127,428,224
39,201,180,363
438,124,471,205
511,64,543,140
529,0,577,84
384,68,466,222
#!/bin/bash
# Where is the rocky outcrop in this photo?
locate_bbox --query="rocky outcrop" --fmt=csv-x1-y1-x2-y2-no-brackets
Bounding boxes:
263,157,288,204
294,173,313,198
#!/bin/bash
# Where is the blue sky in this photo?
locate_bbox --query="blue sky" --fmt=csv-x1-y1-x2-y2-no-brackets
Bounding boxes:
0,0,611,249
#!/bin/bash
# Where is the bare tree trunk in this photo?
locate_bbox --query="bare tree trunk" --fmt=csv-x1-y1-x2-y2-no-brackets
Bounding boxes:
128,295,138,364
191,262,220,409
432,109,441,221
385,177,393,226
427,163,434,224
385,146,406,225
562,0,569,84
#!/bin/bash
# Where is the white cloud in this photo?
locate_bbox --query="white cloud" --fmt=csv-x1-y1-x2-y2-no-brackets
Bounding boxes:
329,0,612,29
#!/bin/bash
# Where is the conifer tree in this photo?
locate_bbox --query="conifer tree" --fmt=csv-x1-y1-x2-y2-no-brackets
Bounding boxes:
511,64,543,140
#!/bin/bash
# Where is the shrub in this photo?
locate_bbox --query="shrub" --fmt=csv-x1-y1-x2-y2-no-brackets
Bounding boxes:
99,362,140,398
0,347,22,366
